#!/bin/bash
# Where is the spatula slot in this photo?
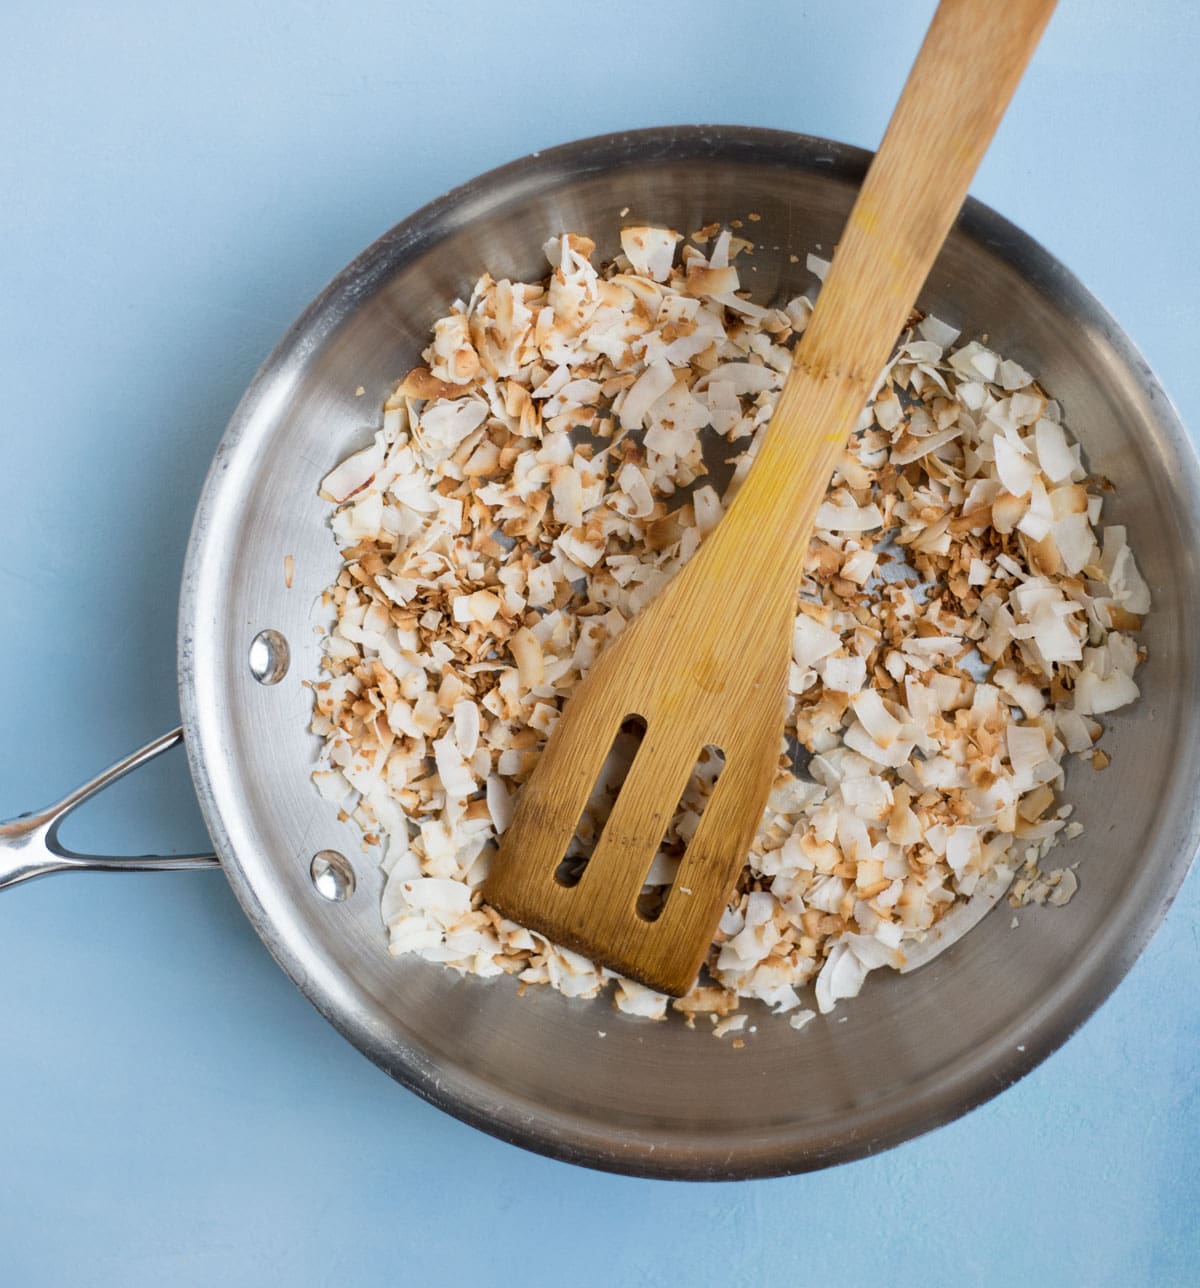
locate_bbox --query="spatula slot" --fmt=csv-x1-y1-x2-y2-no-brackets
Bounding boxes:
635,744,725,922
553,715,647,888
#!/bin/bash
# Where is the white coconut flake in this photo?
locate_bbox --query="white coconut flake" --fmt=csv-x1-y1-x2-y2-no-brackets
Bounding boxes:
1048,867,1079,906
793,614,842,670
692,484,722,535
1034,418,1077,483
993,435,1037,498
486,774,513,834
1074,666,1140,716
620,360,676,429
1101,526,1152,614
918,313,961,349
850,689,903,748
998,358,1033,391
696,361,778,396
453,699,481,759
433,735,475,801
815,939,871,1013
816,500,884,532
819,654,867,695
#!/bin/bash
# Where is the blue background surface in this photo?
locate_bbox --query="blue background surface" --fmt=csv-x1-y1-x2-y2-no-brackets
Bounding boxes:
1,2,1197,1284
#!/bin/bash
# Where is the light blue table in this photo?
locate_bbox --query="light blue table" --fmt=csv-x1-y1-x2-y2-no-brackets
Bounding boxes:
2,3,1197,1284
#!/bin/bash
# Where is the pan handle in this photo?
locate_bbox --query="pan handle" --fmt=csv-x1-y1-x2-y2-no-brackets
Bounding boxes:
0,728,220,891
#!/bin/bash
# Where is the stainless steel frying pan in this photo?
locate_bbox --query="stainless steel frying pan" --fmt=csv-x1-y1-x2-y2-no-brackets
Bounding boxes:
3,127,1198,1179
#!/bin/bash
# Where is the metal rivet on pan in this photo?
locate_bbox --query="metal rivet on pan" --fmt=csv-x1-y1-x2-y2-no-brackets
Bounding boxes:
248,629,290,685
311,850,355,901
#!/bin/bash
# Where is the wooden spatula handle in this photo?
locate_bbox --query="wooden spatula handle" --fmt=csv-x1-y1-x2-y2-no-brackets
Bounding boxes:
738,0,1057,559
804,0,1056,381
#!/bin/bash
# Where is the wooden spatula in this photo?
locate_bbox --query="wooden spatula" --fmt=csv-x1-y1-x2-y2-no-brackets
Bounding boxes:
483,0,1057,997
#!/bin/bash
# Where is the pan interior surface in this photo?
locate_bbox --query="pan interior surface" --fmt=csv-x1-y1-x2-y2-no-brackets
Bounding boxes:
180,127,1200,1178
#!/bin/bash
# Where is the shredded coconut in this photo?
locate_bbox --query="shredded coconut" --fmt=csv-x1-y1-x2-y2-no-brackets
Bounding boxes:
309,224,1148,1034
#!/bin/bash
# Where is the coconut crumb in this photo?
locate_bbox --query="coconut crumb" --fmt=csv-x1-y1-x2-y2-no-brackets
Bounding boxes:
310,222,1149,1038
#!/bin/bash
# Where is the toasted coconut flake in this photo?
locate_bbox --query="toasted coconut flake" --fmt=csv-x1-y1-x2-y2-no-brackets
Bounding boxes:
685,264,739,297
550,464,584,526
321,438,384,503
312,768,352,801
417,397,489,460
620,226,680,282
509,627,545,691
453,589,502,626
613,979,670,1019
